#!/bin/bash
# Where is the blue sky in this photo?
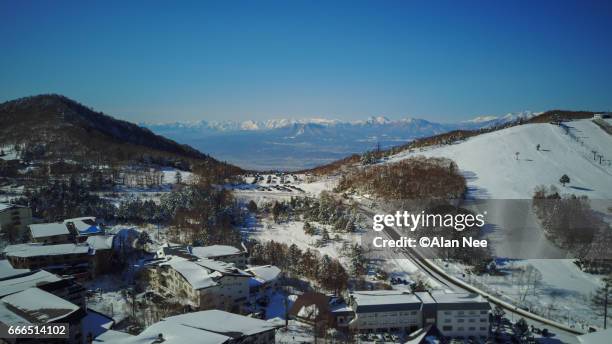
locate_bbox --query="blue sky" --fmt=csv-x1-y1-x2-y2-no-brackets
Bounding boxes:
1,0,611,123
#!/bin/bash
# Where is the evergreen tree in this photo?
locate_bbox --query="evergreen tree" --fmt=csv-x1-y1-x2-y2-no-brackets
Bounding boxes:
514,318,530,340
246,200,258,213
303,222,315,235
321,228,330,242
350,244,367,276
174,171,182,184
288,244,302,275
559,174,570,186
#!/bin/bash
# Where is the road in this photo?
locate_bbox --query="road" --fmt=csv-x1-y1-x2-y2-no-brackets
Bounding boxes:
358,205,582,343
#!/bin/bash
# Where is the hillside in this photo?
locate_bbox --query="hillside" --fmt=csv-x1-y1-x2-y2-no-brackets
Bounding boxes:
0,95,241,179
388,119,612,199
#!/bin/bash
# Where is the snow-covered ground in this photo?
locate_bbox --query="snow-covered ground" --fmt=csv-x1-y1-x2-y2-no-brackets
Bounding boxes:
389,120,612,199
85,275,132,324
239,186,441,290
387,119,612,329
247,218,358,267
231,173,336,203
160,167,194,185
0,145,19,161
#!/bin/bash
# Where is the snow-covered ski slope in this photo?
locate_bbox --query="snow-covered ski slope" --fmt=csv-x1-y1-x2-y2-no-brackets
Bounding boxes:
389,119,612,200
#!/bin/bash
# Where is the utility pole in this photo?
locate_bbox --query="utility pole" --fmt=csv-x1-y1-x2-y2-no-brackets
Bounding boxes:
605,283,608,329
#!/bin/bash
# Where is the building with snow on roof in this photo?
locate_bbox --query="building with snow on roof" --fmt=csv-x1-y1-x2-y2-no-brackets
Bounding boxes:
347,290,490,338
64,216,104,239
94,309,281,344
0,203,32,239
28,222,73,244
246,265,281,293
0,287,85,343
149,255,251,312
0,267,87,343
156,243,248,268
2,243,93,279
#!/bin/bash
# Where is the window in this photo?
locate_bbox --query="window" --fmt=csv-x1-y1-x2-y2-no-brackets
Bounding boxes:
469,327,475,331
442,326,452,331
480,327,487,331
458,319,464,323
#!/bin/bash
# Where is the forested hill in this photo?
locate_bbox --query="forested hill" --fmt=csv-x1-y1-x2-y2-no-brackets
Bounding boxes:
0,94,242,179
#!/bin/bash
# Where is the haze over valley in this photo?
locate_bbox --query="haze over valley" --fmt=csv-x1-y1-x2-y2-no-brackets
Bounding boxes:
144,112,536,170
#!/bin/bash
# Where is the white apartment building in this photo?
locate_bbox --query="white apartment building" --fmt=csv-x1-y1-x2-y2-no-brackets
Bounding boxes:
347,290,490,338
431,291,490,338
348,290,423,333
0,203,32,237
153,256,250,312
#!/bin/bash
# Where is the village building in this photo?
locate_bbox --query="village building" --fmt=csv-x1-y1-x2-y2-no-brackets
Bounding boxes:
0,268,87,309
348,290,424,333
94,309,281,344
0,268,87,343
156,243,248,268
149,256,250,312
346,290,491,338
0,287,85,343
0,259,30,281
27,217,104,245
29,222,73,244
430,291,490,338
2,243,93,279
86,235,116,276
64,216,104,240
190,244,248,268
246,264,281,293
0,203,32,238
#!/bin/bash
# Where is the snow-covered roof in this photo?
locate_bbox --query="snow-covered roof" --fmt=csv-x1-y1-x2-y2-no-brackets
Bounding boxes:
246,265,281,283
93,329,135,343
350,290,422,312
0,260,30,280
3,243,91,258
578,328,612,344
0,287,80,324
64,217,103,235
29,222,70,238
297,304,319,319
429,291,490,310
160,256,250,290
0,203,24,212
0,270,61,297
161,257,220,290
86,235,115,251
190,245,243,258
94,310,279,344
195,258,250,276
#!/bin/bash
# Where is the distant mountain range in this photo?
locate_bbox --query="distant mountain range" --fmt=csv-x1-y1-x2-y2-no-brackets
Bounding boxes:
144,111,537,133
143,112,538,170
